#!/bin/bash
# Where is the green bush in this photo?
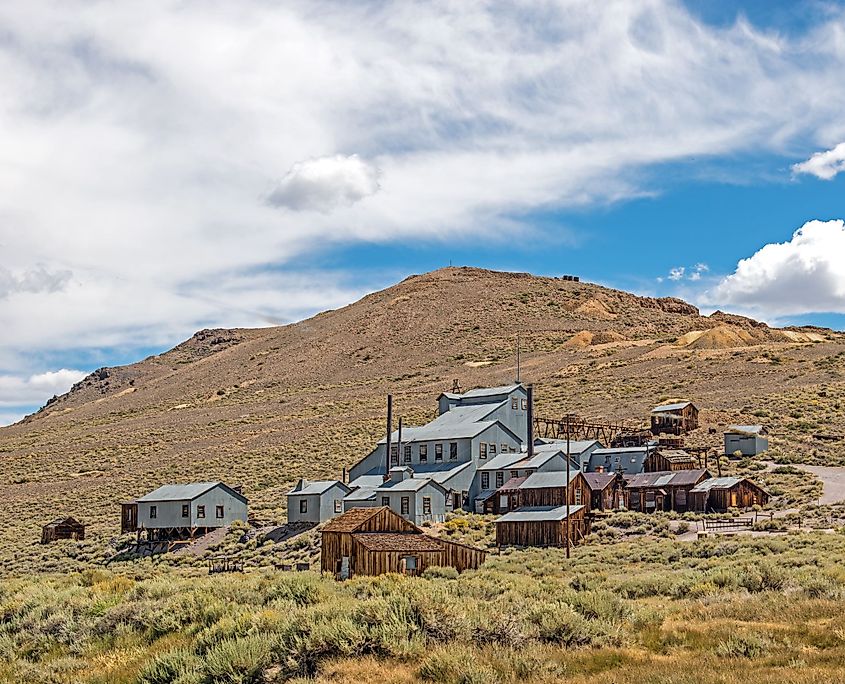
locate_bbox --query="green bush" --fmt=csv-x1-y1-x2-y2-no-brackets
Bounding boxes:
203,633,276,683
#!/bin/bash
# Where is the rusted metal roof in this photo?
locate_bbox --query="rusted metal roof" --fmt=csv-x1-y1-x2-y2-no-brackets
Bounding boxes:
498,476,527,492
624,470,708,488
353,532,443,552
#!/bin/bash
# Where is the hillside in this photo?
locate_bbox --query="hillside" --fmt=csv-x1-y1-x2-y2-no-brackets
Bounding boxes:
1,266,844,568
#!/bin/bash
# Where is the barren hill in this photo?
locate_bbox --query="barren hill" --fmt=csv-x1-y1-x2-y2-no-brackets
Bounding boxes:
1,267,844,570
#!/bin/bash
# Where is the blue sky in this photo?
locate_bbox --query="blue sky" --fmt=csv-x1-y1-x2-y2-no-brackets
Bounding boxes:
1,0,845,425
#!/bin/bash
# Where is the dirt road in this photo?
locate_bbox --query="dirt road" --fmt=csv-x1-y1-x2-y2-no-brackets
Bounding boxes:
792,465,845,505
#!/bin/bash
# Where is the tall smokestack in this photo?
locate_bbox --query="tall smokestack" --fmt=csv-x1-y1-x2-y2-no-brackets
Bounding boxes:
526,384,534,459
397,417,403,466
385,394,393,476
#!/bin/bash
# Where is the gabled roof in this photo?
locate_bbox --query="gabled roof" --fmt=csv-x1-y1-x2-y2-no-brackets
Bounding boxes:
477,450,527,471
353,532,443,552
625,470,709,488
378,419,500,444
518,470,581,489
287,480,350,496
690,476,767,494
322,506,395,532
343,487,377,501
375,477,448,494
411,461,474,484
137,482,247,504
498,476,527,492
583,472,616,490
439,384,523,401
656,450,697,463
496,504,585,523
652,401,696,413
511,443,588,470
348,474,385,489
44,516,83,528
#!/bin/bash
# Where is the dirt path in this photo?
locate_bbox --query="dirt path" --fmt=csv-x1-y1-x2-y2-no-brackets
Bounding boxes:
791,465,845,505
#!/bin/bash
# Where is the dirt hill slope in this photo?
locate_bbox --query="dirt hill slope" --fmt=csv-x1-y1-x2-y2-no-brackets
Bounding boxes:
1,267,844,569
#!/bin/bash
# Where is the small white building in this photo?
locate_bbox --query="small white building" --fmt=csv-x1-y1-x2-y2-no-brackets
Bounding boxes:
724,425,769,456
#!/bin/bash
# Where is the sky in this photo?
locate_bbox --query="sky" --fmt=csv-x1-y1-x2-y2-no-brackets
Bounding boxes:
2,0,845,426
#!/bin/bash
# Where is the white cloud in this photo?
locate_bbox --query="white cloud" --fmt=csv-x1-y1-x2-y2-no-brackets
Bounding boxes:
267,155,380,212
707,219,845,316
1,2,845,405
668,267,686,281
0,368,87,409
792,142,845,180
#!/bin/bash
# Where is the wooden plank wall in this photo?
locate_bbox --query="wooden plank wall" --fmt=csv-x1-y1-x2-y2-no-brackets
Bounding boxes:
496,508,588,548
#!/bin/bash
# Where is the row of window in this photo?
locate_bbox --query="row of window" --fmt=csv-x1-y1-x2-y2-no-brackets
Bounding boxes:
299,497,434,516
480,469,522,490
148,504,224,519
390,441,459,465
478,442,518,460
511,398,529,410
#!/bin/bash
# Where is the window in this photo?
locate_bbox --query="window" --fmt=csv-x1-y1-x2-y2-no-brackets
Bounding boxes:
197,505,206,519
181,504,189,518
510,445,518,453
401,497,410,515
403,555,417,570
435,443,443,462
574,489,582,505
419,444,428,462
496,472,504,488
510,470,519,479
381,496,390,507
521,398,528,410
422,496,431,515
334,499,342,513
511,398,519,410
216,505,224,519
479,443,487,460
501,443,509,453
149,505,157,519
489,443,497,456
481,472,489,489
390,444,399,466
300,499,308,514
404,444,411,463
449,442,458,460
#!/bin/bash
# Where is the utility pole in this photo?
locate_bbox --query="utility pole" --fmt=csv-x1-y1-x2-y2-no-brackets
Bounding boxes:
565,414,571,559
516,332,521,383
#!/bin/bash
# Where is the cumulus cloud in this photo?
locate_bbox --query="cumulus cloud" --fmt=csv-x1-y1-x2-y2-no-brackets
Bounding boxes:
668,267,686,281
267,155,380,212
0,369,87,409
707,220,845,315
792,143,845,180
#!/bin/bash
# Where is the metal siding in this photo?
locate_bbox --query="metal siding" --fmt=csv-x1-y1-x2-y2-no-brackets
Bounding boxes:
287,493,322,523
137,500,190,529
192,487,248,527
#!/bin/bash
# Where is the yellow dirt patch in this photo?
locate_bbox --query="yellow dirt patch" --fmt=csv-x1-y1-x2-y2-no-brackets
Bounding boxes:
564,331,594,348
464,360,493,367
575,297,617,320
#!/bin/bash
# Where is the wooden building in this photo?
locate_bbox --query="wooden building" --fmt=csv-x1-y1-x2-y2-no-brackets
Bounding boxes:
650,401,699,436
515,471,589,510
689,477,769,512
41,516,85,544
583,472,624,511
645,449,698,472
495,505,589,547
624,470,710,513
321,506,485,579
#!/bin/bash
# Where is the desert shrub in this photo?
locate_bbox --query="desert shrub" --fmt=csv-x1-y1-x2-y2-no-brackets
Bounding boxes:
715,633,770,659
422,566,459,580
418,645,497,684
529,601,594,646
264,574,324,607
138,648,202,684
203,633,276,683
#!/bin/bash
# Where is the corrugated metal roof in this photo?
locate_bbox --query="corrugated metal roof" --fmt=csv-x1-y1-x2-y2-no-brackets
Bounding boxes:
412,461,473,483
498,476,527,492
652,401,695,413
348,474,385,489
583,472,615,490
726,425,766,435
449,384,522,399
690,477,743,492
344,487,377,501
477,450,527,471
592,447,648,455
137,482,234,502
287,480,349,496
518,471,579,490
625,470,708,488
379,419,498,443
376,477,444,493
496,505,585,523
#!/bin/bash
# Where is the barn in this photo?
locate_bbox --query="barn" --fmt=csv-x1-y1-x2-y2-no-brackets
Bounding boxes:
650,401,699,436
645,449,698,472
689,477,769,512
41,516,85,544
320,506,485,579
495,505,588,548
583,472,622,511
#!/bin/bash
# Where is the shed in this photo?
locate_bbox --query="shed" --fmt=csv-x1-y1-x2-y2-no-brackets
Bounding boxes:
645,449,699,472
320,507,485,578
623,469,709,513
516,471,590,510
724,425,769,456
583,472,623,511
650,401,699,435
689,477,769,512
287,479,351,524
41,516,85,544
495,505,588,548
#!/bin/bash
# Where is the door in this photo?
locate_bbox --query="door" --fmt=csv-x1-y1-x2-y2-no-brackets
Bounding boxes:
730,492,738,507
453,492,462,510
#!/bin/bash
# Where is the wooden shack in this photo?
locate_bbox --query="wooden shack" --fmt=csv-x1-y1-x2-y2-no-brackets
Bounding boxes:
624,470,710,513
41,516,85,544
495,505,588,547
321,506,485,578
689,477,769,512
651,401,699,436
583,472,622,511
645,449,698,472
516,471,590,510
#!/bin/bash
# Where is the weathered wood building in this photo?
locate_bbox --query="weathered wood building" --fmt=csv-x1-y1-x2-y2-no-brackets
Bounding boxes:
650,401,699,436
624,470,710,513
41,516,85,544
515,471,589,509
321,506,485,578
644,449,698,472
583,472,624,511
495,504,588,547
689,477,769,512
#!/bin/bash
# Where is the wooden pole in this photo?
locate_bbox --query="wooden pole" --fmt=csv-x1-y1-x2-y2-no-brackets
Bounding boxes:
565,414,571,559
385,395,393,476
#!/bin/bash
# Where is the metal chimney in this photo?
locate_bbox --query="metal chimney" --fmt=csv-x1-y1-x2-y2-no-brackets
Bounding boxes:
397,417,403,466
526,384,534,458
385,394,393,476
